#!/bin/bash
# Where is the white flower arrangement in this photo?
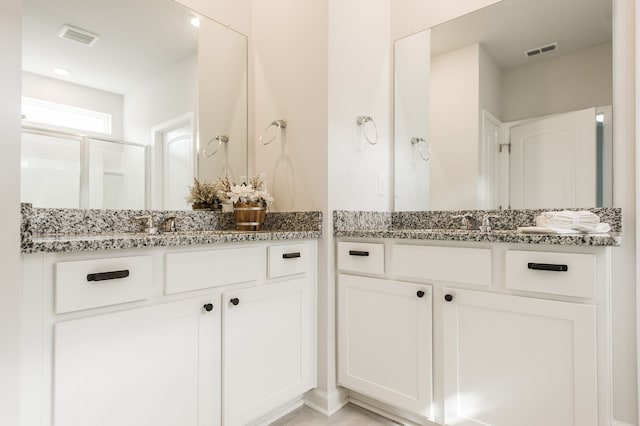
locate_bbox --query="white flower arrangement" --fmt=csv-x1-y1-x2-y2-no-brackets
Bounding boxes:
213,173,274,206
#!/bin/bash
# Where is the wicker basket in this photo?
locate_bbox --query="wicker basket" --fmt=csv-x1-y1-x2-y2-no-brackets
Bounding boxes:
233,201,266,231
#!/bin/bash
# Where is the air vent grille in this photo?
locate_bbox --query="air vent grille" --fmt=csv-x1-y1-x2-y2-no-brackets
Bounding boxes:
58,24,100,46
524,42,558,58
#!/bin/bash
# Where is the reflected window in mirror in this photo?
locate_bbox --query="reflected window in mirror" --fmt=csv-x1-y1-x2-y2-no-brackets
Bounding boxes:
22,0,248,210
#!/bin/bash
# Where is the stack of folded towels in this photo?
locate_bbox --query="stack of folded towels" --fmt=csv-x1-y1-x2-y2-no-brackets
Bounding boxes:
518,210,611,234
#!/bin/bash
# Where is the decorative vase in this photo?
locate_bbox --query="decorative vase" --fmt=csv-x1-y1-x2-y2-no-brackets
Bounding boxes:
233,201,266,231
191,201,222,211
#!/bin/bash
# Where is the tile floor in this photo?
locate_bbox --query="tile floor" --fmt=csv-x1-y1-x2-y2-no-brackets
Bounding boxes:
269,403,401,425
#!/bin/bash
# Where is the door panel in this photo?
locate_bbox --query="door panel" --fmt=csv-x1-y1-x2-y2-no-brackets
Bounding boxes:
509,108,596,208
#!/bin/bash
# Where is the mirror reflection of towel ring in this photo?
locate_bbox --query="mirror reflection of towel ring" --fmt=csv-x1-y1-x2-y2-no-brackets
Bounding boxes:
411,137,430,161
259,119,287,146
203,135,229,158
356,116,378,145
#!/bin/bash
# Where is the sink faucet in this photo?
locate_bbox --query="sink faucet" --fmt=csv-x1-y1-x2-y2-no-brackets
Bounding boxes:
134,215,158,235
480,214,498,233
452,213,476,230
161,216,179,233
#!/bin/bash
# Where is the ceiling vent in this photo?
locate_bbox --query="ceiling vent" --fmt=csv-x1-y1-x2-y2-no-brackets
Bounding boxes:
524,42,558,58
58,24,100,46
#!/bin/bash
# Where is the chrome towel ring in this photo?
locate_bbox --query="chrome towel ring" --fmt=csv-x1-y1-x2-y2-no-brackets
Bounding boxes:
259,119,287,146
356,116,378,145
203,135,229,158
411,137,430,161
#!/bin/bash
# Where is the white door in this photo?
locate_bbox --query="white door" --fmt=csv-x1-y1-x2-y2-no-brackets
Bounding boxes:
442,288,597,426
479,110,503,209
163,124,193,210
223,278,314,426
509,107,596,209
162,124,194,210
338,274,433,418
54,297,220,426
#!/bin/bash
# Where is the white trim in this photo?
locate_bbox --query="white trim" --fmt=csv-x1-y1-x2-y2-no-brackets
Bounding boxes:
303,387,349,416
612,421,636,426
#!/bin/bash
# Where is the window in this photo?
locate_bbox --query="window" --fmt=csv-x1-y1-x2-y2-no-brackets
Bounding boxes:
22,97,112,135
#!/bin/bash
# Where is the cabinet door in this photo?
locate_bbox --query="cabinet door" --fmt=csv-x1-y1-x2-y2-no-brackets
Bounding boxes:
338,274,432,418
443,288,597,426
223,278,314,426
54,297,220,426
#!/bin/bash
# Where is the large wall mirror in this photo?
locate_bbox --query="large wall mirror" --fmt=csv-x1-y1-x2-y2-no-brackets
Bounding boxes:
394,0,612,211
21,0,248,210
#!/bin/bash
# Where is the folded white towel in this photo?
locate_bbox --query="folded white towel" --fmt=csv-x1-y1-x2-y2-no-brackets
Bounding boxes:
535,210,601,228
532,210,610,234
519,222,611,235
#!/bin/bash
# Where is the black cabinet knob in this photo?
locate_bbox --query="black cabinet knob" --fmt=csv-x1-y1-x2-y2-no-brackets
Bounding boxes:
417,290,425,298
444,294,454,302
230,298,240,306
203,303,213,312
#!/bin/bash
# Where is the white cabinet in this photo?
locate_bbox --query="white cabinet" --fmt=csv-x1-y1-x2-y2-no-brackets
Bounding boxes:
336,238,611,426
442,288,597,426
21,240,317,426
337,274,433,417
54,297,220,426
223,277,315,425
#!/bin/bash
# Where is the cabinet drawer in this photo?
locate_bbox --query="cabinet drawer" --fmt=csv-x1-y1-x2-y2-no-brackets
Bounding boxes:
268,243,311,279
55,256,152,314
165,246,264,294
505,250,596,298
337,242,384,274
391,244,491,287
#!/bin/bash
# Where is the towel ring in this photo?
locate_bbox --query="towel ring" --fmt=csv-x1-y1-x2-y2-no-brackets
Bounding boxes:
356,116,378,145
411,137,430,161
203,135,229,158
259,119,287,146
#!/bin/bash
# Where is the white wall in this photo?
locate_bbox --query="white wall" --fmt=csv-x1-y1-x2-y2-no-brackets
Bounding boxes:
123,55,198,145
612,1,637,424
478,44,502,120
430,44,479,210
252,0,328,213
0,0,22,425
198,22,248,183
502,42,613,122
22,72,125,139
394,30,431,211
328,0,392,213
251,0,331,411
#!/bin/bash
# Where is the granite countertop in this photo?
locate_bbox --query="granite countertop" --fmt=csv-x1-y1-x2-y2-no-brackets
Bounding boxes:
21,204,322,254
333,209,622,247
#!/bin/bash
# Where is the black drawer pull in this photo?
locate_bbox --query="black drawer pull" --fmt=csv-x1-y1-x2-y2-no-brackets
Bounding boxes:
87,270,130,282
527,263,568,272
348,250,369,257
282,252,301,259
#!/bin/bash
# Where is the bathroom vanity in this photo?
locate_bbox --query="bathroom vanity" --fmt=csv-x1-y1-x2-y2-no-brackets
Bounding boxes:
334,209,620,426
20,206,321,426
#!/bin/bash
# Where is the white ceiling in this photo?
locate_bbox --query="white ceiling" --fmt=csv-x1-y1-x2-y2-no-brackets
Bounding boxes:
24,0,612,95
430,0,612,70
22,0,201,95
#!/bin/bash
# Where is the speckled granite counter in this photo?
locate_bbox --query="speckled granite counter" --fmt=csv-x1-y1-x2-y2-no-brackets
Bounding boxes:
334,208,622,247
21,204,322,253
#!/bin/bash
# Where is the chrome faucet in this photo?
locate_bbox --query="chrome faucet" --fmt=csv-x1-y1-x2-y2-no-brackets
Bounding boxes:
480,214,499,233
134,215,158,235
452,213,476,230
161,216,179,233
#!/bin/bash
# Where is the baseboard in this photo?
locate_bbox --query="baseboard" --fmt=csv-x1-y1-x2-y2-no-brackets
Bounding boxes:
348,391,436,426
303,387,349,416
254,398,304,426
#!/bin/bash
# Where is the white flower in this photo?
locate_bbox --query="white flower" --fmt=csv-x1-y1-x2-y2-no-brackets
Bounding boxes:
224,176,274,206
